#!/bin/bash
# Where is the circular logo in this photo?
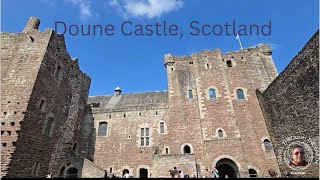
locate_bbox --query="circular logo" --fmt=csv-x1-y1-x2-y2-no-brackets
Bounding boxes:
276,136,318,173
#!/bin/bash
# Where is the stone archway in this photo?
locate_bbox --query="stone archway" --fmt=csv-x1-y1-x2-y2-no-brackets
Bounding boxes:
215,158,239,178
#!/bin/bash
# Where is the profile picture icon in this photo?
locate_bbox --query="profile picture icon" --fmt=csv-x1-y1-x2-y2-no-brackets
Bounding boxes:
289,145,308,167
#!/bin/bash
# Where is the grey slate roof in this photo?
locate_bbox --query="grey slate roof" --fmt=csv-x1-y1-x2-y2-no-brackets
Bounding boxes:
88,91,168,110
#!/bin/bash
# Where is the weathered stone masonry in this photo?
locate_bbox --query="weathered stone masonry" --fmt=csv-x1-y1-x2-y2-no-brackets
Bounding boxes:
257,30,319,178
1,17,100,178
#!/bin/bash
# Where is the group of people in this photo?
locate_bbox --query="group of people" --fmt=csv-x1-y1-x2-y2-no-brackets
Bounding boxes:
168,167,191,178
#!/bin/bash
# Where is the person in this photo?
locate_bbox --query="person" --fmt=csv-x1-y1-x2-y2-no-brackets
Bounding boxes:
173,167,179,178
46,172,52,178
211,168,220,178
268,169,277,178
123,171,130,178
289,145,308,167
180,170,184,178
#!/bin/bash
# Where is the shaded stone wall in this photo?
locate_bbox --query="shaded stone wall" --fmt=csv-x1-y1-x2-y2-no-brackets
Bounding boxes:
1,17,91,178
257,30,319,178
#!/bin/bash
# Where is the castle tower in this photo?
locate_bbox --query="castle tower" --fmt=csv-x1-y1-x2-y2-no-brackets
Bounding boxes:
163,44,279,177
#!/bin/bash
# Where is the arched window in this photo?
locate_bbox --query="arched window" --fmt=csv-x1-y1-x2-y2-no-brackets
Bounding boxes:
66,167,78,178
98,122,108,136
227,60,232,67
236,89,245,100
249,169,258,177
183,145,191,154
263,139,272,150
44,117,54,136
209,89,216,99
218,130,223,138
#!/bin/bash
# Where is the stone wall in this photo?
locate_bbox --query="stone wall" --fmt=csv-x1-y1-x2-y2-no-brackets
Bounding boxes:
1,17,91,178
257,30,319,178
81,158,105,178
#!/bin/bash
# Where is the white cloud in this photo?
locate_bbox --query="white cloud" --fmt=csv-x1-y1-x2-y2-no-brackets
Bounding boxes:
109,0,184,19
66,0,93,19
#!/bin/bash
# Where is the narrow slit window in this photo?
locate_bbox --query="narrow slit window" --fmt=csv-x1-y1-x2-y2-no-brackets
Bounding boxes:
160,122,164,134
188,90,193,99
227,60,232,67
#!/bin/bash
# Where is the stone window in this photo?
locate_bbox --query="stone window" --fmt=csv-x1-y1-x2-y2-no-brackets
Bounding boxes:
160,122,164,134
166,148,169,154
44,117,54,137
263,139,272,150
227,60,232,67
140,128,150,147
209,88,216,99
72,143,78,153
38,99,46,111
218,129,223,138
98,122,108,136
188,90,193,99
236,89,245,100
183,145,191,154
54,65,61,79
249,169,258,177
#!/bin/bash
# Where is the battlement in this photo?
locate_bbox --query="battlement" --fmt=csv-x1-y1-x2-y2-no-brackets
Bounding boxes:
164,44,272,67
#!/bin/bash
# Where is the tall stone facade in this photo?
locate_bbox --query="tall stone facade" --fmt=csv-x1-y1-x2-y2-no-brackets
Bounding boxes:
88,44,282,178
1,17,100,178
257,30,319,178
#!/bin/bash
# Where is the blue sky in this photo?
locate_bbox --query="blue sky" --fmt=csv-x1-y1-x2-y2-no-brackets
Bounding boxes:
2,0,319,96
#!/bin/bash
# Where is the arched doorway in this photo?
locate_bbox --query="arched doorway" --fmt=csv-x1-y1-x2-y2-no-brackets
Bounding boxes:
139,168,148,178
215,158,239,178
66,167,78,178
122,169,129,176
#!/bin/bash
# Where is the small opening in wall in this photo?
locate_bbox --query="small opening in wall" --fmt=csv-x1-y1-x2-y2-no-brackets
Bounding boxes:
16,130,20,134
206,63,209,69
8,101,11,104
4,112,7,115
166,148,169,154
171,68,173,71
11,122,15,126
241,57,244,59
1,122,5,125
109,115,111,119
139,112,141,116
12,142,16,146
7,131,11,136
123,114,126,118
156,111,158,115
17,102,20,104
14,111,17,115
128,135,131,138
189,61,193,64
30,36,34,42
2,143,6,147
140,151,143,153
1,131,4,135
19,121,23,125
22,112,26,114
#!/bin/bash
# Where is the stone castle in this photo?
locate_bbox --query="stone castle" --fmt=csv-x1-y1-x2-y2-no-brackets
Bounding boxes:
1,17,318,178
